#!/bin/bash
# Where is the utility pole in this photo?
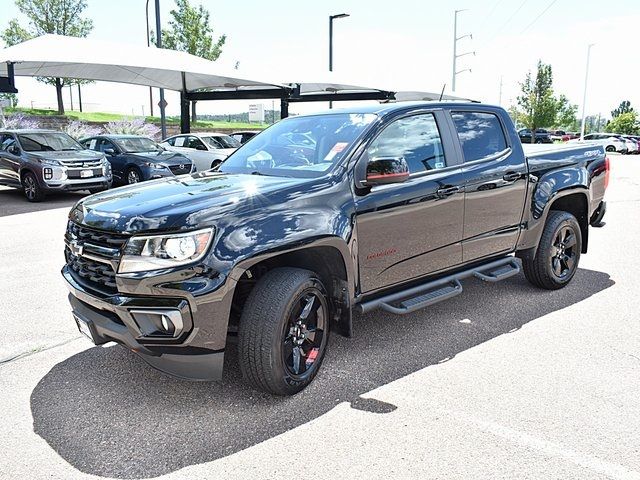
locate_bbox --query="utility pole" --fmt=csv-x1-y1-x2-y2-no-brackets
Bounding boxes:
498,76,503,106
329,13,350,108
155,0,167,139
69,84,73,111
452,9,474,93
580,43,595,140
77,84,83,112
145,0,154,117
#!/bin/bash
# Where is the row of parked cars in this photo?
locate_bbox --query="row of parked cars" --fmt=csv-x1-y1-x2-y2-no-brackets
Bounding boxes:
0,128,259,201
518,128,640,154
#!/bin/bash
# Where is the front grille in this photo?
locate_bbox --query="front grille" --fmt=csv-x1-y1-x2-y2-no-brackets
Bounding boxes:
168,163,192,175
65,221,129,294
67,168,103,179
60,159,103,168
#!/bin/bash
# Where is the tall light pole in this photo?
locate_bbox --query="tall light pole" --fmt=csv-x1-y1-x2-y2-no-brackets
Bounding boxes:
452,9,474,93
154,0,167,139
580,43,595,140
329,13,349,108
145,0,154,117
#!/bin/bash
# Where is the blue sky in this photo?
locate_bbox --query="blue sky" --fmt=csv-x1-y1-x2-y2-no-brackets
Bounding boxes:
2,0,639,118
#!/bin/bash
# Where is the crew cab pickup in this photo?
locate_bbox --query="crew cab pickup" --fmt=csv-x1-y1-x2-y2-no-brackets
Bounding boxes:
0,129,112,201
62,103,608,395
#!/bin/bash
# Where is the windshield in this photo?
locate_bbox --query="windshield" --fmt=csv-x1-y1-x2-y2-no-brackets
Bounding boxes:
116,137,161,153
204,135,241,149
219,113,377,178
18,132,82,152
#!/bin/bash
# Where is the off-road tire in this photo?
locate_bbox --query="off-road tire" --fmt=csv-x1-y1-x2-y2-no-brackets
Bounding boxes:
522,211,582,290
238,267,330,396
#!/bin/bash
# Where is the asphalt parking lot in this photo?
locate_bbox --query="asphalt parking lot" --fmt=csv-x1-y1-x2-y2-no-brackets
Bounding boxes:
1,154,639,480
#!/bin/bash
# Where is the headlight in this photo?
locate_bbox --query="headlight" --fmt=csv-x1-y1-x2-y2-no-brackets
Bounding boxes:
38,158,60,166
118,228,214,273
143,162,167,169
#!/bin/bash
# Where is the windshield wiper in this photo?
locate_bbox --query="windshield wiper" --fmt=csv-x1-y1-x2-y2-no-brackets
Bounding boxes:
250,171,268,176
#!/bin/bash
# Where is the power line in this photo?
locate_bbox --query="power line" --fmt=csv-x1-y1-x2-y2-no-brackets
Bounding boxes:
520,0,558,34
497,0,529,33
478,0,505,30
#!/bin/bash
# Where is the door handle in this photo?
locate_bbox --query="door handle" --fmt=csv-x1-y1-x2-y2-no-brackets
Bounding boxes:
503,172,521,182
436,186,460,198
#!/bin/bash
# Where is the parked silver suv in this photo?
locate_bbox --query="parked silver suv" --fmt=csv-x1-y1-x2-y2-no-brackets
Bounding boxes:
0,129,112,201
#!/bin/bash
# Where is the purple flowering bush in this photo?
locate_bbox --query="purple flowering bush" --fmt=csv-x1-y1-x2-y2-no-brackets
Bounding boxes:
105,118,161,139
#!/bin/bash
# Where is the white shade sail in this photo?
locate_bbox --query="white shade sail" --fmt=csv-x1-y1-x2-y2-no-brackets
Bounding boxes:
0,34,286,93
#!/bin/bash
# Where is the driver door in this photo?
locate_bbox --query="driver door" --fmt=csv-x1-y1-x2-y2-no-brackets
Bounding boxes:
354,110,466,293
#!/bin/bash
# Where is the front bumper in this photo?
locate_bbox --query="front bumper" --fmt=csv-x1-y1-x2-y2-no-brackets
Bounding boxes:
43,176,112,192
62,265,229,381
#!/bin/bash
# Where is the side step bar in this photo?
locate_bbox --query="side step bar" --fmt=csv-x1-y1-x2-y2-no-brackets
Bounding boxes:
357,257,520,315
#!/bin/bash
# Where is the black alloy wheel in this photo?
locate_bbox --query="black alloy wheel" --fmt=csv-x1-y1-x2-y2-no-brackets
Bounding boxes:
550,225,578,280
238,267,331,395
522,210,582,290
282,291,327,379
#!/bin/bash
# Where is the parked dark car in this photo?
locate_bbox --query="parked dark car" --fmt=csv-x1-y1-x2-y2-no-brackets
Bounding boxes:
0,129,112,201
81,135,193,185
518,128,553,144
231,130,260,144
63,103,608,396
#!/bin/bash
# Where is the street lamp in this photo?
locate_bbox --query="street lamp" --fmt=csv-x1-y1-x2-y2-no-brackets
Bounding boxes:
329,13,349,108
154,0,167,139
580,43,595,140
145,0,154,117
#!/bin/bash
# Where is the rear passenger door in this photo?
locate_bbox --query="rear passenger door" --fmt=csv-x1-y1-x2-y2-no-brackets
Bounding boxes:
450,110,528,262
354,110,466,293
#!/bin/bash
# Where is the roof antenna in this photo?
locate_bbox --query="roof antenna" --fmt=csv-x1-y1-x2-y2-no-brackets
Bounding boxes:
439,83,446,101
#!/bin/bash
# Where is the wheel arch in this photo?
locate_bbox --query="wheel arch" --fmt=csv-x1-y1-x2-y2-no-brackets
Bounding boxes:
228,239,355,338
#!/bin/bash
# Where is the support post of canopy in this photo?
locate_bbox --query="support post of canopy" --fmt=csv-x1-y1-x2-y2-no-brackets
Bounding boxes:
280,98,289,119
180,72,190,134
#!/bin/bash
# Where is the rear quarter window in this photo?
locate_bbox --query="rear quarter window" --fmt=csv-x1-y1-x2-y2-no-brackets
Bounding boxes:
452,111,508,162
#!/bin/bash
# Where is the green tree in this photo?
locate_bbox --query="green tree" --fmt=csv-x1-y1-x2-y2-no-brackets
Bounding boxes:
554,94,578,131
154,0,226,121
0,92,18,107
1,0,93,114
611,100,633,119
516,61,558,143
605,111,639,135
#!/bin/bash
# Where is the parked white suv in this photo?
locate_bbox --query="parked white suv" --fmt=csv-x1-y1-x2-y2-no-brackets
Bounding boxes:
160,133,241,171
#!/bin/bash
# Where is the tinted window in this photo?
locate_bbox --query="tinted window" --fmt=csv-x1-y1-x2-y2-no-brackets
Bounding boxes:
187,136,206,149
97,138,117,153
452,112,508,162
164,137,176,146
366,113,446,174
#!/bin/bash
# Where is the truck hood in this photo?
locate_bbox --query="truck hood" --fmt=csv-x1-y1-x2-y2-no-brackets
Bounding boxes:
71,172,310,233
29,150,104,162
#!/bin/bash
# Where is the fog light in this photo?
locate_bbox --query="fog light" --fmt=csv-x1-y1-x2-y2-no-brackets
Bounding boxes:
129,309,184,338
43,168,53,180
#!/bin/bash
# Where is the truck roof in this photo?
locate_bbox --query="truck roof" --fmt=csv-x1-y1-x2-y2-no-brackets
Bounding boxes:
297,101,494,117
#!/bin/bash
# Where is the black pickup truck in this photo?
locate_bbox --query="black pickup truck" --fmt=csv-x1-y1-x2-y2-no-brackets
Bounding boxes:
62,103,609,395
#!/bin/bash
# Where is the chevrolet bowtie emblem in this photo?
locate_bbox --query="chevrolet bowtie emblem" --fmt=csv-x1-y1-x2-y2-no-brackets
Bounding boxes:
70,238,84,257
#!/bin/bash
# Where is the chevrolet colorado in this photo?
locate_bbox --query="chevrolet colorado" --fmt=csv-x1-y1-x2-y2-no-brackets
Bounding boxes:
62,103,608,395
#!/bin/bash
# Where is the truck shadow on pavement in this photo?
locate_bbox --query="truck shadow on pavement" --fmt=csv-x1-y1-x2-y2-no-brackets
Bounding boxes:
0,187,86,217
30,267,614,479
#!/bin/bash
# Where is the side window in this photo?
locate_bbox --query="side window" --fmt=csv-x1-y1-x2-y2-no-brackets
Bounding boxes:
97,139,116,153
366,113,446,174
452,112,508,162
0,134,16,151
164,137,176,146
187,136,206,150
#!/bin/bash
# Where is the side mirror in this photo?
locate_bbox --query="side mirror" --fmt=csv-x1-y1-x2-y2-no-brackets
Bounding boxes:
365,157,410,186
196,144,207,151
7,145,20,156
104,148,116,155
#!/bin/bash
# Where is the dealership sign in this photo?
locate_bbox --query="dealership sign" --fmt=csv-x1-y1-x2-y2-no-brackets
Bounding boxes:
248,104,264,122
